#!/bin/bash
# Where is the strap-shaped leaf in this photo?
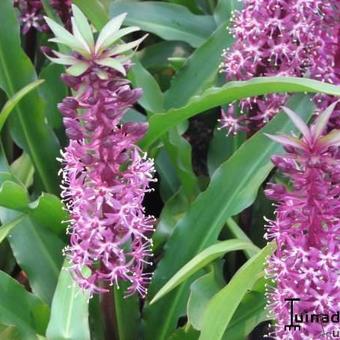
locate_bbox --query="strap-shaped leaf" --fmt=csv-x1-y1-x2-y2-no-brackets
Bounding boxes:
151,239,258,304
46,261,90,340
0,80,44,132
140,77,340,149
199,244,274,340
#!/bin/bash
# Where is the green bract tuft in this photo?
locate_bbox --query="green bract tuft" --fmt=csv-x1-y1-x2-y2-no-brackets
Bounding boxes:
44,5,147,76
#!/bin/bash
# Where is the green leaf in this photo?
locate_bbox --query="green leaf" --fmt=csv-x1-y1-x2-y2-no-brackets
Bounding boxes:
143,95,313,340
214,0,242,25
0,177,67,236
163,127,199,198
153,188,189,251
129,59,164,113
39,64,67,131
0,0,60,194
0,80,44,132
73,0,109,30
140,77,340,149
207,127,245,177
225,218,259,259
187,269,224,330
46,261,90,340
113,282,141,340
165,0,201,14
0,270,49,337
155,149,181,202
199,244,274,340
168,327,200,340
223,278,269,340
151,239,257,304
164,23,233,109
0,181,29,210
138,41,191,71
0,214,24,244
10,153,34,188
0,209,64,304
0,324,21,340
109,2,216,48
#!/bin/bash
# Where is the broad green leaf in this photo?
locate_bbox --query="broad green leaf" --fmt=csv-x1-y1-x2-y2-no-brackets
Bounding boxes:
46,261,90,340
143,95,313,340
163,127,199,198
138,41,191,71
0,0,60,194
164,24,233,109
0,181,29,210
39,64,67,131
226,218,259,258
72,0,110,30
0,214,24,244
165,0,202,13
207,127,245,177
122,109,146,123
10,153,34,188
0,177,67,236
113,282,141,340
187,269,224,330
155,149,181,202
28,193,67,236
128,56,199,199
1,209,64,304
151,239,257,304
223,278,269,340
153,188,189,251
140,77,340,149
168,327,200,340
129,59,164,113
214,0,242,25
0,80,44,132
88,297,105,340
199,244,274,340
110,2,216,48
0,270,49,337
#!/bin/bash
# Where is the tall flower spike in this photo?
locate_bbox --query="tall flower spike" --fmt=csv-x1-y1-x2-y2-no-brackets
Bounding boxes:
45,5,155,297
220,0,340,134
264,103,340,339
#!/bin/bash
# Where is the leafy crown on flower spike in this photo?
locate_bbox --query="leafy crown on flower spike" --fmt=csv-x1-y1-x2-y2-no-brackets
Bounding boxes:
43,4,147,77
265,101,340,151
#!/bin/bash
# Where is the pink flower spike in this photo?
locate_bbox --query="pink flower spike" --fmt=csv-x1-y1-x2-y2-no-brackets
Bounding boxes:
47,6,156,298
264,105,340,339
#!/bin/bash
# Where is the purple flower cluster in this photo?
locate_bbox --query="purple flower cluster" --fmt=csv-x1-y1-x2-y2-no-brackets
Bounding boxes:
46,6,155,297
14,0,71,34
220,0,340,134
264,104,340,338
